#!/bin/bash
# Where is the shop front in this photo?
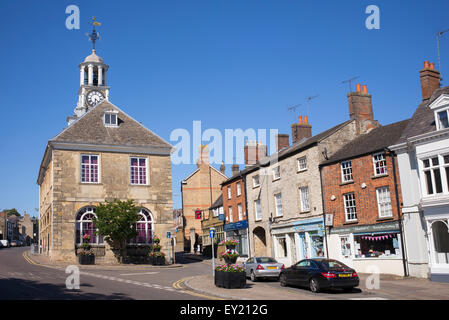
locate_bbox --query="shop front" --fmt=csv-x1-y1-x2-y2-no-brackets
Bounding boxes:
224,220,249,257
328,221,406,276
271,217,325,267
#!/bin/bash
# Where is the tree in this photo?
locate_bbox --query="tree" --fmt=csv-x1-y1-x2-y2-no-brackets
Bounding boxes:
92,199,140,262
3,208,20,217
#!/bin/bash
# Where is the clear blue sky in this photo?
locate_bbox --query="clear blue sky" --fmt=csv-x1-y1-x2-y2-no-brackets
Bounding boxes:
1,0,449,216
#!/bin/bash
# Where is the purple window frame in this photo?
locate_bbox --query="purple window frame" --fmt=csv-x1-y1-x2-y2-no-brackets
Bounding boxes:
130,157,147,185
81,155,99,183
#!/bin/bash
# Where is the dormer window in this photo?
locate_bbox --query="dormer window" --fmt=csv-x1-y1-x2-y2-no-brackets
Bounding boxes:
429,94,449,130
104,110,118,127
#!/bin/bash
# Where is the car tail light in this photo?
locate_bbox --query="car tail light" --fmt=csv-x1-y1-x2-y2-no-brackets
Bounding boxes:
321,272,337,278
256,264,264,270
352,272,358,278
281,264,285,270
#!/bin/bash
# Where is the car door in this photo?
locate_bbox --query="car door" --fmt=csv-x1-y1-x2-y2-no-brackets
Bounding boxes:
289,260,309,286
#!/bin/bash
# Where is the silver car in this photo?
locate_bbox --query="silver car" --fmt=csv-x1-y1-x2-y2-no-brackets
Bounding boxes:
243,257,284,281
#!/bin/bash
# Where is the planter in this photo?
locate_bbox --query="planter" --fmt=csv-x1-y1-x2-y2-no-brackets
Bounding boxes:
223,256,238,264
79,254,95,265
214,270,246,289
151,255,165,265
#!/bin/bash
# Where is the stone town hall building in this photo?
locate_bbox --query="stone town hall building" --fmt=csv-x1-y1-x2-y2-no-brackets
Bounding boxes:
37,47,174,263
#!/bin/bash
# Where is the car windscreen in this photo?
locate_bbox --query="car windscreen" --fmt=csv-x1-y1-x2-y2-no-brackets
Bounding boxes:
257,257,277,263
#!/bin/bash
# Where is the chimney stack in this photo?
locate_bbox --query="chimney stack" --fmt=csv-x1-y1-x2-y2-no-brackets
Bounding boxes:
196,145,210,167
244,140,267,167
291,115,312,144
232,164,240,176
420,60,441,101
276,134,290,152
347,83,379,135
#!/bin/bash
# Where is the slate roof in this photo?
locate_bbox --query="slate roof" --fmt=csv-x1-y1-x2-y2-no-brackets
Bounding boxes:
396,86,449,144
51,100,172,148
209,194,223,209
239,119,354,176
321,119,410,166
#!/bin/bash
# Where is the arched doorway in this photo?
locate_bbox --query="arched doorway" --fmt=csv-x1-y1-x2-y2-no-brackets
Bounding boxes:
253,227,267,256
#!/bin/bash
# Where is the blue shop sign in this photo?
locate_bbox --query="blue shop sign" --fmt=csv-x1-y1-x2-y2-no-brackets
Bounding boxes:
218,213,225,221
224,220,248,231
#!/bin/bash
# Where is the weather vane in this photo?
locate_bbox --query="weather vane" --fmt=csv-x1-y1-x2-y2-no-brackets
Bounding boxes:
86,16,101,51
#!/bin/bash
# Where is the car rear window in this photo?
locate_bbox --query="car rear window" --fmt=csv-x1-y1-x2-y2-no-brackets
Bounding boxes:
321,260,348,269
257,257,277,263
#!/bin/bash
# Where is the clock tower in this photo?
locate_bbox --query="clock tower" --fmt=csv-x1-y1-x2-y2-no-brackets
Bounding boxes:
68,18,110,125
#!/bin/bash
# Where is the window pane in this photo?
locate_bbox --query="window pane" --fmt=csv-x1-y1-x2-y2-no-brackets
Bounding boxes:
434,168,443,193
111,114,117,125
444,155,449,164
105,114,111,124
423,159,430,168
425,171,434,194
432,157,439,166
438,111,449,129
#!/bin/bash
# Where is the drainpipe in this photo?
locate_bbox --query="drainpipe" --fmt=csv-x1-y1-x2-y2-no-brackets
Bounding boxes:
319,165,330,259
386,147,409,277
242,172,251,258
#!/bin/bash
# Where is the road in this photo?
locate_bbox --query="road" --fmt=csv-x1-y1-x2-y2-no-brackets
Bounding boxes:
0,247,211,300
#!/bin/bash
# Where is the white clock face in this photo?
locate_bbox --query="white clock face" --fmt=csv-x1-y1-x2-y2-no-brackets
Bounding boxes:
87,90,104,107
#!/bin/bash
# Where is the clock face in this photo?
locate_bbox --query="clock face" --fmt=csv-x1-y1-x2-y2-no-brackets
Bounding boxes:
87,90,104,107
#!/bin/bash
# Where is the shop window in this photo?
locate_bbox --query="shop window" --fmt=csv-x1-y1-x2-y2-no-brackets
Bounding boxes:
340,236,352,257
353,233,400,258
432,221,449,264
310,233,324,257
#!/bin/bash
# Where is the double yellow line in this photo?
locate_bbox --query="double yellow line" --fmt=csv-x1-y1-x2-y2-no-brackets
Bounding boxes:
172,277,224,300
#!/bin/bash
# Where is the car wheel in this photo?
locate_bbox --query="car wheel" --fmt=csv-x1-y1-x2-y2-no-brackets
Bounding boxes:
280,274,287,287
250,271,257,282
309,278,320,293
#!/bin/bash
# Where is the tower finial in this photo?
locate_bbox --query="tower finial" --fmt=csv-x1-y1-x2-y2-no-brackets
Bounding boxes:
86,16,101,51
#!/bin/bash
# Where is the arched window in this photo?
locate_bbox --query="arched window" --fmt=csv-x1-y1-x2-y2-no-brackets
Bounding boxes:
129,208,154,244
75,207,103,245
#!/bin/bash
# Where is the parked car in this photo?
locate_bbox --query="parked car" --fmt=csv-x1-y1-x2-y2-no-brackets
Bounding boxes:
0,240,10,248
279,258,359,293
10,240,18,247
243,257,284,281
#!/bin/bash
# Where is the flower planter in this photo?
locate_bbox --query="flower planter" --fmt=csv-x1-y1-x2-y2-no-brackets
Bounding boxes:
79,254,95,265
223,256,238,264
225,244,236,250
151,255,165,265
214,270,246,289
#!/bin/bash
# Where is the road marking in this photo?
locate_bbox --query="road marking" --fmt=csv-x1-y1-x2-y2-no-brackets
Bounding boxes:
119,272,159,276
172,277,224,300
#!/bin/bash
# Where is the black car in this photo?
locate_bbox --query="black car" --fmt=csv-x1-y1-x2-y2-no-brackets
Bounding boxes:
279,258,359,293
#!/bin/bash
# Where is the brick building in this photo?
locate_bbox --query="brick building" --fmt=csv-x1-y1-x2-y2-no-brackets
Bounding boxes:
222,164,249,257
321,119,409,276
181,145,227,253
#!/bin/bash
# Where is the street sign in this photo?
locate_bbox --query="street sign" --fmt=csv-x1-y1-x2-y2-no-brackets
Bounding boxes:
167,231,171,239
325,214,334,227
209,228,215,239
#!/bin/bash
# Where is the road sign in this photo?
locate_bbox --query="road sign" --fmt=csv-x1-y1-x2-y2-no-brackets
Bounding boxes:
209,228,215,239
167,231,171,239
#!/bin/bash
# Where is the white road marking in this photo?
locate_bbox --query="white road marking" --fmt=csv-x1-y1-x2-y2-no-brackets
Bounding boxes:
120,272,159,276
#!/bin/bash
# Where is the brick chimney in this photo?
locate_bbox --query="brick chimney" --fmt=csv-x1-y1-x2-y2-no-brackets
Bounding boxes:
276,134,289,152
196,145,210,167
244,141,267,166
291,115,312,144
347,83,379,135
420,61,441,101
232,164,240,176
